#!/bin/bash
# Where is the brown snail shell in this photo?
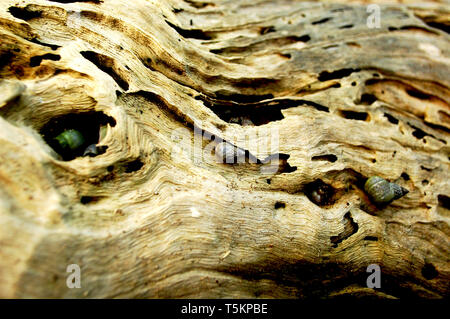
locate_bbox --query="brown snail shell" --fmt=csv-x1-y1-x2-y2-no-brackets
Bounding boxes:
364,176,408,205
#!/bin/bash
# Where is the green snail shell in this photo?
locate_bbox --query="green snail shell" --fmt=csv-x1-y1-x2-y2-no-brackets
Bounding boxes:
54,129,85,151
364,176,409,205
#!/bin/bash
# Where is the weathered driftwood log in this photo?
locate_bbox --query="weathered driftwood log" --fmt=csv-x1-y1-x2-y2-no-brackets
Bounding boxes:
0,0,449,298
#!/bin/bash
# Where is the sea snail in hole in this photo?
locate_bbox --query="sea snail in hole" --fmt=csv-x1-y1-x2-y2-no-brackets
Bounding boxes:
215,141,245,164
54,129,85,152
83,144,100,157
364,176,409,205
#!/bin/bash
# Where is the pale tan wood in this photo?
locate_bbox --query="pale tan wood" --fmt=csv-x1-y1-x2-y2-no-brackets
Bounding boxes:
0,0,449,298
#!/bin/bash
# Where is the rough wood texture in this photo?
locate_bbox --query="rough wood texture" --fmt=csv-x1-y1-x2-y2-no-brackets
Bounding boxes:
0,0,449,298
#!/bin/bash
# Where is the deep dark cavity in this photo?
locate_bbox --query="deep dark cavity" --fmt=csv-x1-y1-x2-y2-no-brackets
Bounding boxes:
330,212,359,248
318,68,360,81
8,6,42,21
401,172,410,181
199,97,329,126
406,89,432,100
339,24,353,29
0,51,15,71
384,113,399,124
165,20,212,40
312,154,337,162
80,195,104,205
274,201,286,209
124,159,144,173
408,123,446,144
338,110,369,121
421,263,438,280
29,38,61,50
416,18,450,34
363,236,378,241
40,111,116,161
277,156,297,174
312,17,332,25
359,93,377,105
305,179,336,206
80,51,129,91
29,54,61,67
437,194,450,210
426,22,449,34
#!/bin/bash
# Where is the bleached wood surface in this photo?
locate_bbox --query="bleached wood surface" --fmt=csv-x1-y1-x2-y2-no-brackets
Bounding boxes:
0,0,449,298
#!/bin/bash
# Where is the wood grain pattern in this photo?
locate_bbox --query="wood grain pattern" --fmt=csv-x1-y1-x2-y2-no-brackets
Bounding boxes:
0,0,449,298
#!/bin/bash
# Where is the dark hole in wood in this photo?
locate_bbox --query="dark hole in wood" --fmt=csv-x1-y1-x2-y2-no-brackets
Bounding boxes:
80,51,129,91
422,180,429,186
8,6,42,20
359,93,377,105
0,51,15,70
421,263,438,280
279,161,297,173
40,111,116,161
408,123,445,144
260,26,276,35
124,159,144,173
312,17,332,25
318,68,360,81
312,154,337,162
421,21,449,34
199,97,328,126
274,202,285,209
384,113,399,124
80,196,103,205
363,236,378,241
437,194,450,210
330,212,358,247
411,126,426,139
293,35,311,42
29,53,61,67
29,38,61,50
401,172,410,181
339,110,369,121
339,24,353,29
406,89,431,100
165,20,212,40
